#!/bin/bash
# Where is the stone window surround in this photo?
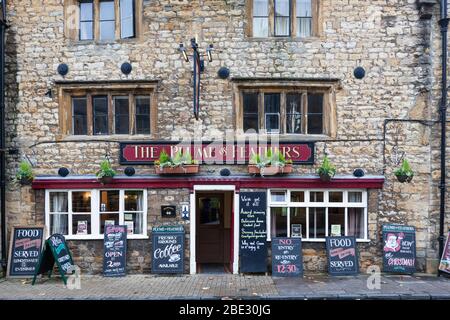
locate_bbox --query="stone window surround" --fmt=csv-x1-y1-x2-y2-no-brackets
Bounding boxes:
56,81,158,139
64,0,144,43
267,188,369,242
233,79,339,139
45,189,149,240
245,0,322,39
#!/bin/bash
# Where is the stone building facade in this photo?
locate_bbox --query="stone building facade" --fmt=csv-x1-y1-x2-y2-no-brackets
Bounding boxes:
1,0,449,275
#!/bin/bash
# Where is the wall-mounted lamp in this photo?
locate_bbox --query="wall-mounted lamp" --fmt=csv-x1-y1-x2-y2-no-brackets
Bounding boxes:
179,43,189,62
178,38,215,120
206,44,213,63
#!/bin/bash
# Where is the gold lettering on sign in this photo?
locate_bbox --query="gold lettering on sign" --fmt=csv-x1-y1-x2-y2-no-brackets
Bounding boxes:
292,147,301,158
283,146,291,158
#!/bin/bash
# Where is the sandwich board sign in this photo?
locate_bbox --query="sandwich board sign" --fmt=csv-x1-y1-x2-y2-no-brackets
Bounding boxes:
32,234,74,285
7,226,44,278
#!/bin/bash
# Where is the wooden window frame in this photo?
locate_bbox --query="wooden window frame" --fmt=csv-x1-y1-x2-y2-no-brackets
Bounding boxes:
235,81,337,138
57,82,158,138
246,0,321,38
64,0,143,42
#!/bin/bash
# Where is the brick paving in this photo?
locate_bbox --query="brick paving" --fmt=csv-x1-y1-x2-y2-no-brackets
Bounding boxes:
0,274,449,300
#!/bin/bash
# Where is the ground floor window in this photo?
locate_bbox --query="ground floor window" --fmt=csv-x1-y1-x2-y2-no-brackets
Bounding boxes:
46,189,147,239
268,189,368,241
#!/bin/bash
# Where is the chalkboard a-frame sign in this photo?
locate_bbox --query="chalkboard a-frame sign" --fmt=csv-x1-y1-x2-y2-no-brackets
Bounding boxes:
7,226,44,278
239,192,268,273
32,234,75,285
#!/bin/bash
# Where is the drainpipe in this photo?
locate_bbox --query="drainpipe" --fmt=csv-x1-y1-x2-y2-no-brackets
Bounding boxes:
438,0,448,275
0,0,6,273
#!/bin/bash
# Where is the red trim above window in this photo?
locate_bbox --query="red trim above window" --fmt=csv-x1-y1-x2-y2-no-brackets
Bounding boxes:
32,176,384,191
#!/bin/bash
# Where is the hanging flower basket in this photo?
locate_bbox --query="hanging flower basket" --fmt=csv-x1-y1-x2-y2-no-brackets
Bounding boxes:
155,164,199,175
248,164,293,175
19,177,34,186
396,174,413,183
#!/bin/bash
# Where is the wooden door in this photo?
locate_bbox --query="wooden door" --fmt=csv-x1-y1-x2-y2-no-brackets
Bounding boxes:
196,193,225,263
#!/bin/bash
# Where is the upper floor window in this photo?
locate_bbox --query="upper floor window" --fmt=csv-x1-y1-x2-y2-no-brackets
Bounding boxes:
249,0,319,38
235,80,337,137
65,0,141,41
58,82,157,137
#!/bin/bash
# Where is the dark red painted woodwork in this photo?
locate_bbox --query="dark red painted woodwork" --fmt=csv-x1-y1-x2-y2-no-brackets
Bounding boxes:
32,176,384,191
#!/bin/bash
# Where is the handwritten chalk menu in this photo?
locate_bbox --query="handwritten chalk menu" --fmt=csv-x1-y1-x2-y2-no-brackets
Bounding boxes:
272,238,303,277
152,226,185,274
7,226,44,277
382,225,416,274
239,192,267,273
32,233,74,285
326,236,359,276
103,225,127,277
439,231,450,274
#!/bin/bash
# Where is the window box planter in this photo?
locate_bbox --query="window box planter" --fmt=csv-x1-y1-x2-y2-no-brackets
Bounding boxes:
155,164,199,175
248,164,293,175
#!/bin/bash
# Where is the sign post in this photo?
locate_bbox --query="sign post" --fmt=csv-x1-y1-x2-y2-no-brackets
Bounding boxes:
438,230,450,275
382,225,416,274
271,238,303,277
7,226,44,278
152,225,185,274
239,192,267,273
326,236,359,276
32,234,74,285
103,225,127,277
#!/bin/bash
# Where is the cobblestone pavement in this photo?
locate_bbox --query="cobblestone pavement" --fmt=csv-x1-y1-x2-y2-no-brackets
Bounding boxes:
0,274,449,300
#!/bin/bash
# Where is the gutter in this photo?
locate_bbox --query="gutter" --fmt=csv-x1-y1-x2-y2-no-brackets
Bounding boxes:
438,0,449,275
0,0,6,273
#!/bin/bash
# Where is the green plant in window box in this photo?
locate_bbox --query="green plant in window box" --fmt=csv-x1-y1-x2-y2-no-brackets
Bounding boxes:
249,149,293,176
154,149,199,174
394,159,414,183
15,161,34,185
316,155,336,182
96,159,117,184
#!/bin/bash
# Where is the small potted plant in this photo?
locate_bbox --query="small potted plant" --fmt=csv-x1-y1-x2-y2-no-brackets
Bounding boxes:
154,149,199,174
15,161,34,185
317,155,336,182
96,159,117,184
248,149,293,176
394,159,414,183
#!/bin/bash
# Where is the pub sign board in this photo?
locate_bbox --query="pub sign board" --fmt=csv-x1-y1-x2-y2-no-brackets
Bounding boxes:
271,238,303,277
382,225,416,274
7,226,44,278
32,233,75,285
152,225,185,274
439,231,450,275
326,236,359,276
120,141,315,165
239,192,268,273
103,225,127,277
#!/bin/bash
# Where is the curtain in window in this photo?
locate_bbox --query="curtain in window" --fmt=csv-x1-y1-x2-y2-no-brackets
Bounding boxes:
275,0,290,36
120,0,135,38
253,0,269,37
348,208,363,238
51,193,68,235
135,192,143,234
296,0,312,37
